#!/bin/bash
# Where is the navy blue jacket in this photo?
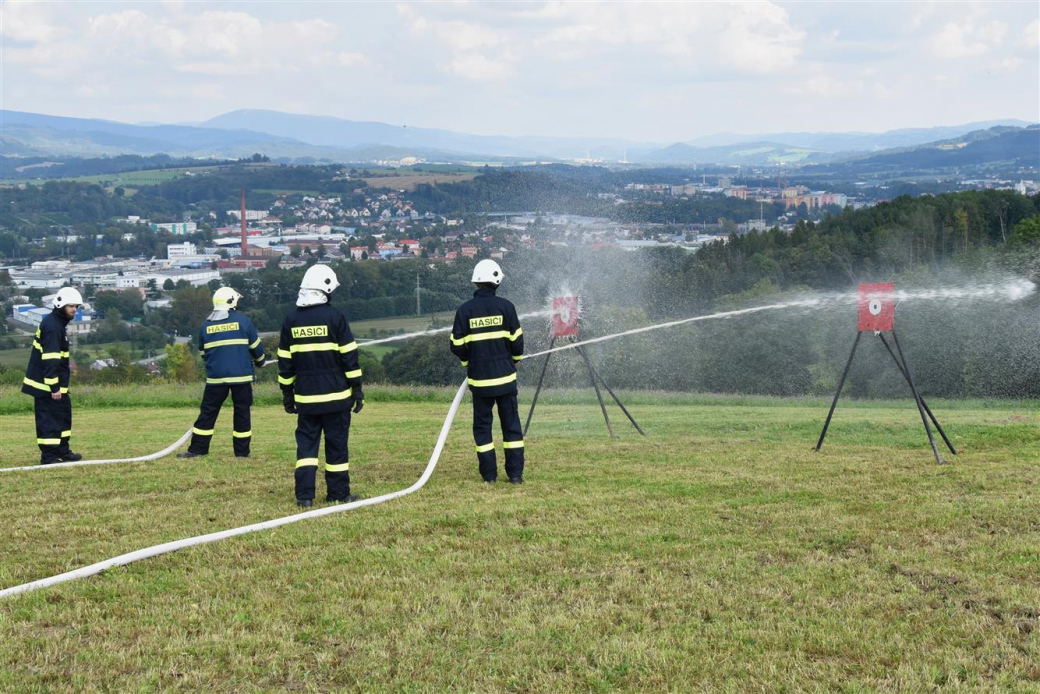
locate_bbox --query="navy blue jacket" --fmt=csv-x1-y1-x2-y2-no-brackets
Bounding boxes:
197,311,265,385
22,310,71,397
277,303,362,415
450,288,524,397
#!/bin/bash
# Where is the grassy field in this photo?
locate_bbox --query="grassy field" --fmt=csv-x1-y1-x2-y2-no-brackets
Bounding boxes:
0,385,1037,690
4,166,220,188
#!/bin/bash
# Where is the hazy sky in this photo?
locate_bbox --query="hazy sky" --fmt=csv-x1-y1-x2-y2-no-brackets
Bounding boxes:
2,1,1038,143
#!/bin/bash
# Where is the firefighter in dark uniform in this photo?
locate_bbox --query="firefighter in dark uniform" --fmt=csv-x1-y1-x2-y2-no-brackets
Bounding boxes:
22,287,84,465
450,259,525,484
278,264,364,507
178,287,266,459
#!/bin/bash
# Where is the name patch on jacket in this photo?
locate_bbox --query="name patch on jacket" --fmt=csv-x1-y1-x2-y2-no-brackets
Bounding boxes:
291,325,329,338
469,315,503,329
207,322,240,334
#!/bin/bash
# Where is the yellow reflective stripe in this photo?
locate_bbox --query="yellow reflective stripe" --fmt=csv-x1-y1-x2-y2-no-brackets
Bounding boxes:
512,355,523,361
475,442,495,453
277,348,292,358
344,369,362,379
25,376,69,394
34,341,65,359
325,461,350,472
451,329,523,345
60,430,72,438
44,377,59,385
205,338,249,349
37,438,62,445
295,388,352,404
296,458,320,468
339,341,358,353
468,373,517,388
206,376,254,384
290,342,339,354
278,375,296,385
249,338,262,349
232,430,252,438
460,361,468,366
193,427,214,436
503,440,525,449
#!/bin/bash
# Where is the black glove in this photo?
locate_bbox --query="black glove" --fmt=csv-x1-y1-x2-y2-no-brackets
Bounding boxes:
351,388,364,414
282,389,297,414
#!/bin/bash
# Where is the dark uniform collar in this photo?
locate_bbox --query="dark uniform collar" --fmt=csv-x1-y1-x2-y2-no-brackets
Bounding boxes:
473,287,497,298
51,307,73,324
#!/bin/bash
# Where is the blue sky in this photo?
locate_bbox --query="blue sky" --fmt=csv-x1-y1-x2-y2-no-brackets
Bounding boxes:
2,1,1037,142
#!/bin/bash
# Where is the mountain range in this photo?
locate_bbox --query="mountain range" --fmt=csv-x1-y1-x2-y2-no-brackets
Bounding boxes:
1,109,1035,170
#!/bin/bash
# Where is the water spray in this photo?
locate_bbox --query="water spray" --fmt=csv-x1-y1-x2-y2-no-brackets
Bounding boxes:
813,283,957,464
525,295,645,439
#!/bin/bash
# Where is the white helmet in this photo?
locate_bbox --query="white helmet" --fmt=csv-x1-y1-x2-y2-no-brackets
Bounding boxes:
472,259,503,286
212,286,242,310
301,264,340,294
53,287,84,309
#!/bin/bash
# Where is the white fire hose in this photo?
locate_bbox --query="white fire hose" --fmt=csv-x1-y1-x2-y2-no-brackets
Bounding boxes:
0,429,194,474
0,380,469,599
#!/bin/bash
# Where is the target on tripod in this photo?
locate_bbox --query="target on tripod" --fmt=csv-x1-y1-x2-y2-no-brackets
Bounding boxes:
551,296,580,338
857,283,895,332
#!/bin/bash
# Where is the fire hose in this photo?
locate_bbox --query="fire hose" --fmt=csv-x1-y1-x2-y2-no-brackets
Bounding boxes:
0,380,469,599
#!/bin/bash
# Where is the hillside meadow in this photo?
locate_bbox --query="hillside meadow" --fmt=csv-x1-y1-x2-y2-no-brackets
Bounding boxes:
0,384,1037,691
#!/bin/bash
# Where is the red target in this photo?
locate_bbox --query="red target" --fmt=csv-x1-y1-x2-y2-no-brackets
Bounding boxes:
551,296,580,338
857,283,895,332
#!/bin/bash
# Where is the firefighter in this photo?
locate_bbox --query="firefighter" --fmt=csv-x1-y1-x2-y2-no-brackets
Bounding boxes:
278,264,364,507
177,287,266,459
22,287,83,465
450,259,525,484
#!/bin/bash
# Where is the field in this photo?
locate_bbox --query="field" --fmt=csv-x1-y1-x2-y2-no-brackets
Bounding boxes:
0,384,1037,690
3,166,221,189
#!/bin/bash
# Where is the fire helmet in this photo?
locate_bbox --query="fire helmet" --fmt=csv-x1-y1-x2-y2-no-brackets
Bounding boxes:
212,286,242,310
301,264,340,294
472,259,503,286
53,287,84,309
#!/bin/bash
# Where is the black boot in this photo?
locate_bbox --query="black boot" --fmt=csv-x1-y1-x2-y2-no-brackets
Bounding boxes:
58,452,83,462
177,451,206,459
297,499,313,508
326,494,360,504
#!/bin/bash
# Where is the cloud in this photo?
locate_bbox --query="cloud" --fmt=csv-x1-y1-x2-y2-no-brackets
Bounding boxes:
788,74,865,98
444,52,513,81
6,6,365,80
989,57,1023,74
1024,20,1040,49
398,0,805,83
529,2,805,72
0,0,68,43
927,19,1006,58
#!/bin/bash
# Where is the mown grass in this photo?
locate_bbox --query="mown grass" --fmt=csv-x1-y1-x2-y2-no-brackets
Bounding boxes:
0,388,1037,691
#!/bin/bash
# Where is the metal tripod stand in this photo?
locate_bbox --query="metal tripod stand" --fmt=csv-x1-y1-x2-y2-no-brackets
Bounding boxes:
815,329,956,464
524,336,645,439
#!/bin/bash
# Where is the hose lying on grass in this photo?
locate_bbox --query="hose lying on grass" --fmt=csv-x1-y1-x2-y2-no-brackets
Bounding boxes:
0,429,193,474
0,380,469,599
